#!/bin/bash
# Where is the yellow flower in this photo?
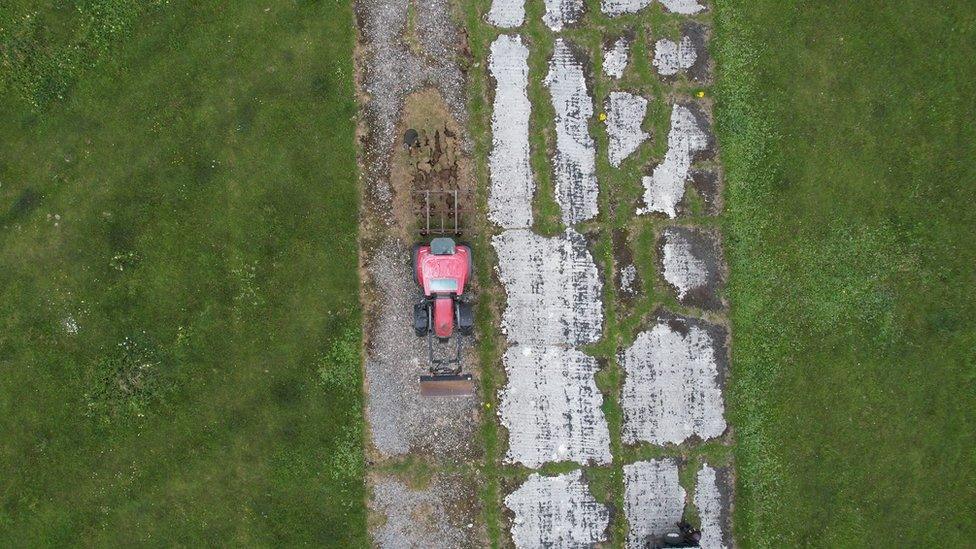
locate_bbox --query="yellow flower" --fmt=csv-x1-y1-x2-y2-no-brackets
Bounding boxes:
598,112,607,121
696,90,706,98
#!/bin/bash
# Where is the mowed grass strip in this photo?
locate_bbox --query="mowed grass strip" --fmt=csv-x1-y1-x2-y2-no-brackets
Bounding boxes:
0,1,365,545
714,1,976,546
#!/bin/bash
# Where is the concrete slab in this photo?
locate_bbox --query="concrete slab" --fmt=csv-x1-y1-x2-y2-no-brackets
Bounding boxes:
659,226,725,310
488,35,534,229
505,470,610,548
543,0,585,32
600,0,652,17
640,104,711,218
492,228,603,347
623,459,686,548
660,0,706,14
606,91,650,168
546,39,599,226
695,464,733,549
620,312,727,446
653,36,697,77
603,36,631,79
499,345,611,467
487,0,525,28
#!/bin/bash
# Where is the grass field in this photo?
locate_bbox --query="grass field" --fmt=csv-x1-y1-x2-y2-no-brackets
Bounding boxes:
714,1,976,545
0,1,366,544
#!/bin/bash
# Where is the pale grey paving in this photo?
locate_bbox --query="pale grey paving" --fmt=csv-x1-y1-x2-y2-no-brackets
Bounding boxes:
543,0,585,32
492,229,603,347
605,91,650,168
499,345,611,467
488,35,534,229
601,0,705,18
546,39,599,226
695,464,733,549
623,459,687,548
660,0,706,14
659,226,725,311
640,104,710,218
653,36,697,76
487,0,525,28
505,470,610,548
620,312,727,446
603,36,631,79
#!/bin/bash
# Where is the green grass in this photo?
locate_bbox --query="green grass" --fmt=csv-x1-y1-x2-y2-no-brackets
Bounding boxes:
714,1,976,545
0,1,366,544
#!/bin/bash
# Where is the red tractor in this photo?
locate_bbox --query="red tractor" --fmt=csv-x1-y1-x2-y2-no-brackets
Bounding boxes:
410,190,477,397
412,237,475,396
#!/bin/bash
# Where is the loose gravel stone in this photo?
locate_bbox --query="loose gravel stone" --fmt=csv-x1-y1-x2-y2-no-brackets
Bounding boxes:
695,464,732,549
640,104,710,218
620,312,727,446
487,0,525,28
605,91,650,167
653,36,697,76
659,226,725,310
492,229,603,347
603,37,631,79
543,0,585,32
505,470,610,548
488,35,534,229
358,0,468,203
371,475,470,548
499,345,611,467
623,459,686,548
365,239,479,458
546,39,599,226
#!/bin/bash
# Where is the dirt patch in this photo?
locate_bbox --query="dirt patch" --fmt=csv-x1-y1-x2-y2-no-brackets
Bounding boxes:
689,168,722,216
390,88,474,239
657,225,726,311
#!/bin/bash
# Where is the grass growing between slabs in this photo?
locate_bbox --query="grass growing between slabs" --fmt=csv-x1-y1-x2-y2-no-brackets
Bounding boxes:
0,1,366,544
714,1,976,545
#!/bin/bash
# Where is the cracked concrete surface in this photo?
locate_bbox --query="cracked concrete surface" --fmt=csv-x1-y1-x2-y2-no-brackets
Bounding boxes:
695,464,732,549
640,104,711,218
364,240,480,458
660,0,706,14
603,36,631,79
499,345,611,467
546,39,599,226
620,312,727,446
489,35,534,229
505,470,610,548
659,226,725,310
605,91,650,168
492,229,603,347
487,0,525,28
653,36,697,76
543,0,585,32
357,0,468,204
623,459,686,548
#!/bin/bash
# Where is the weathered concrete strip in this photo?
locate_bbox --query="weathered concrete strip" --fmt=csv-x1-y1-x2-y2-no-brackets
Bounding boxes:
488,35,534,229
546,39,599,226
659,226,725,311
695,464,733,549
603,36,631,79
640,104,710,218
601,0,704,18
505,470,610,548
487,0,525,28
543,0,585,32
499,345,611,467
660,0,705,14
605,91,649,168
492,229,603,347
653,36,697,76
623,459,686,548
620,312,727,446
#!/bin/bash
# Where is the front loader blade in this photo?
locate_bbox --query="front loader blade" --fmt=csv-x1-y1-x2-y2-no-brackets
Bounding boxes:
419,374,475,397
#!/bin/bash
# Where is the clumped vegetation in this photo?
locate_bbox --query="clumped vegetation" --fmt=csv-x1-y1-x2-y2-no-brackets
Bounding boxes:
0,1,366,544
714,1,976,545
